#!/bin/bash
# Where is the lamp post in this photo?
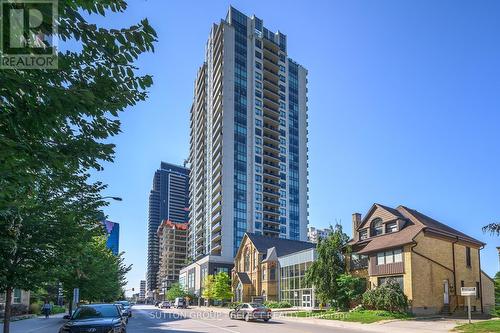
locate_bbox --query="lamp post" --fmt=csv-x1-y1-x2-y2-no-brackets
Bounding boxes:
101,196,123,201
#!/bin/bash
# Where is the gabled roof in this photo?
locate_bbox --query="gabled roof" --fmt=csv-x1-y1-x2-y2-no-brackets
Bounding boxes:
357,203,404,230
352,204,484,254
398,206,483,245
235,272,252,285
245,233,316,257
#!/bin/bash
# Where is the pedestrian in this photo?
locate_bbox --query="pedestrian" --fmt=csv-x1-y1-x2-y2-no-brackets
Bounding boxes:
41,300,52,318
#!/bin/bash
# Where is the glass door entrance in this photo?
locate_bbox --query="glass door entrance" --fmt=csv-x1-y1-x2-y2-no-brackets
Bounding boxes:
302,294,311,308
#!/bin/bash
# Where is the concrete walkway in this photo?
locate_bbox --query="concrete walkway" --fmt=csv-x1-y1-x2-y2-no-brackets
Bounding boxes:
0,313,66,333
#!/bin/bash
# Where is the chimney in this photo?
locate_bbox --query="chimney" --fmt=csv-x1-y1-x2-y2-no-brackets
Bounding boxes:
352,213,362,240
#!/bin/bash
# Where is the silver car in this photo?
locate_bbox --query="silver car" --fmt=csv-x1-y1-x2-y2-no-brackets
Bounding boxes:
229,303,272,322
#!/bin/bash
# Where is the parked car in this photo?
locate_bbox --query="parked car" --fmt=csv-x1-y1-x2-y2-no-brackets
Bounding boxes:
116,300,132,317
59,304,127,333
155,301,161,307
174,297,186,309
159,301,171,309
229,303,271,322
114,303,129,324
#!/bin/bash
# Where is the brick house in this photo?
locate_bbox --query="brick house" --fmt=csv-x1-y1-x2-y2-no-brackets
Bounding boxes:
348,203,492,315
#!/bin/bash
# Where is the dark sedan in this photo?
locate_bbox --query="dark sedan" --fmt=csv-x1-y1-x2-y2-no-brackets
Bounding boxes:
59,304,126,333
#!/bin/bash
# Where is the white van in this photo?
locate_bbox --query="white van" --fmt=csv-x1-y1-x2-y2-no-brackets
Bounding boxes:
174,297,186,308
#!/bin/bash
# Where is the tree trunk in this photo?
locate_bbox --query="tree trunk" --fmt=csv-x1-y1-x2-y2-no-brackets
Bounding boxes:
68,296,73,315
3,287,13,333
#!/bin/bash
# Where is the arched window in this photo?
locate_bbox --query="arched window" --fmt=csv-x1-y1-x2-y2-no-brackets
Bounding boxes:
244,249,250,271
371,218,383,236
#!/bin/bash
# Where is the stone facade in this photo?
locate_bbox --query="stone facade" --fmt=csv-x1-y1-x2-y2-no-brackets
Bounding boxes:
349,204,491,315
232,235,278,302
232,233,316,306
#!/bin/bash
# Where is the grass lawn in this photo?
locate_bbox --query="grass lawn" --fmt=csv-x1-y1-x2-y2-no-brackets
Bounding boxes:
286,310,412,324
453,320,500,333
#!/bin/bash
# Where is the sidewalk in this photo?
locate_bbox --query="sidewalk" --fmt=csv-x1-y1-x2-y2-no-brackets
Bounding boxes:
0,313,66,333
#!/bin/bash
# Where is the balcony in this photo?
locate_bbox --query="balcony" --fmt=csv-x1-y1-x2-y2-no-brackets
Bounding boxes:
212,211,222,224
263,225,279,233
349,257,369,271
263,188,279,196
263,151,280,162
263,207,279,215
211,231,222,242
263,216,280,223
263,160,279,171
368,256,404,276
263,196,279,205
212,221,221,232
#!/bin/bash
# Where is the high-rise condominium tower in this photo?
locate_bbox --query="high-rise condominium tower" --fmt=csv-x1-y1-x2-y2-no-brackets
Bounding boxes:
146,162,189,298
188,7,309,261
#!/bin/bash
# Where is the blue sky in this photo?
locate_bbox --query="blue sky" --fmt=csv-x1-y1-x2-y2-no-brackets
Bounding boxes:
88,0,500,293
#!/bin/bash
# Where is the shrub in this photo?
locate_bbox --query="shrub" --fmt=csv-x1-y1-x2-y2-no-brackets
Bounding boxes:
362,280,408,312
30,302,41,315
264,301,293,308
52,305,66,314
336,274,366,310
225,302,241,309
10,304,29,316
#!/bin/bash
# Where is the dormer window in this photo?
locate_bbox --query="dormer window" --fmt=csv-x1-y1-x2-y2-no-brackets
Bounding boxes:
360,229,368,240
386,222,398,233
371,218,383,236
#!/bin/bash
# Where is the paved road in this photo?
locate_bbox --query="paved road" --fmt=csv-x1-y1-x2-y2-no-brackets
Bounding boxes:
0,306,361,333
0,305,463,333
128,305,367,333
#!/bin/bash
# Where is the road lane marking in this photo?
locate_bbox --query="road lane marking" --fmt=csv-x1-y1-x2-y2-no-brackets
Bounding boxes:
189,318,240,333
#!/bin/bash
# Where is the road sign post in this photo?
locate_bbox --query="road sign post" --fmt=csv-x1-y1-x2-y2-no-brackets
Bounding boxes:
72,288,80,314
460,287,476,324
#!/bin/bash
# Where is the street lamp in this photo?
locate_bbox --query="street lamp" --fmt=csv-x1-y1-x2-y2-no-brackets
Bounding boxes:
102,196,123,201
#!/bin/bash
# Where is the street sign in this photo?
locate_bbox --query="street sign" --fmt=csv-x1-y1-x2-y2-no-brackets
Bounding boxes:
460,287,476,296
73,288,80,303
460,287,476,324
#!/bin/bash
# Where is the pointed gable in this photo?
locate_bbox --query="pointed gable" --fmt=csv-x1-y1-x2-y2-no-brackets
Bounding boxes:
357,203,405,230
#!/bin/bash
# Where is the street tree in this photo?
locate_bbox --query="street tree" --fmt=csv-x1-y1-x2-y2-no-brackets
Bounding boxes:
166,283,186,301
213,272,233,303
0,0,156,331
58,236,131,312
202,275,215,306
304,224,350,307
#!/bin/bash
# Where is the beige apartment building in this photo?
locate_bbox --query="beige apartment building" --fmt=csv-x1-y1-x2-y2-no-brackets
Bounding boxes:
157,219,188,297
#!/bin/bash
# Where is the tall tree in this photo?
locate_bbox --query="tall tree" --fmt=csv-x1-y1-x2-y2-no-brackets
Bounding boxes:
0,1,156,331
58,236,131,310
213,272,233,303
304,224,350,307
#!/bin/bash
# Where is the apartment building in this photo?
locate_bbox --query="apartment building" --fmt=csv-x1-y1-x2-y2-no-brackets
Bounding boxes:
188,6,309,264
157,219,188,298
307,226,332,243
146,162,189,299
